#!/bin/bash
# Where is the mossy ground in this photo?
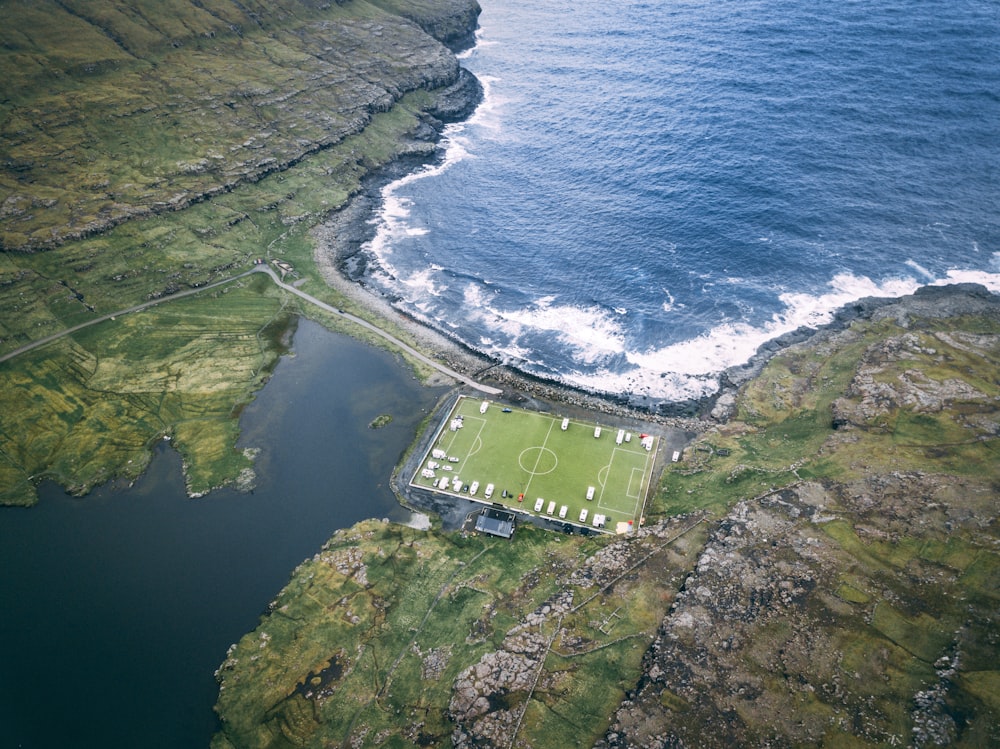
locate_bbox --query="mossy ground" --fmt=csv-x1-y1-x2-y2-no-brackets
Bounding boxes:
0,0,468,505
653,314,1000,519
0,90,450,506
621,307,1000,746
211,519,707,748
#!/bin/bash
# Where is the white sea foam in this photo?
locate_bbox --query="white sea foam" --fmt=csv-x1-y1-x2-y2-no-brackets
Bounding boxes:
460,283,626,366
905,259,935,281
401,267,445,298
934,266,1000,291
661,288,677,312
362,62,501,288
532,269,1000,403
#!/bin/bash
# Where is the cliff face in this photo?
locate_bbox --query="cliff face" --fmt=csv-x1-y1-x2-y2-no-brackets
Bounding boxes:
0,0,480,251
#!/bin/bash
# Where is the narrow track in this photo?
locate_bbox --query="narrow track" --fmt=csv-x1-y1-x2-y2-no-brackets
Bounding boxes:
0,264,503,396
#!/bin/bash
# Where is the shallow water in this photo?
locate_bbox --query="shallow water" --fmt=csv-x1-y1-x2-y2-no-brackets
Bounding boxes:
0,319,445,748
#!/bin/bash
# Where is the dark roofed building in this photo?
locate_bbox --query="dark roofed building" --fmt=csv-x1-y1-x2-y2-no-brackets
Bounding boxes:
474,507,516,539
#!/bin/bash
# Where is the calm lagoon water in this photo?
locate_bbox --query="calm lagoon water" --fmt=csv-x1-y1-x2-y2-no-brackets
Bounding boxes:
0,319,445,748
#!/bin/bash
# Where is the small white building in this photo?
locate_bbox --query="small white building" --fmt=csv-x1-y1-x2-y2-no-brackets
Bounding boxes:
672,450,681,462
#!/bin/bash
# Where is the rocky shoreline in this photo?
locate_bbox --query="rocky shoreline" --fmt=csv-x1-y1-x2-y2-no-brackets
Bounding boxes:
313,130,1000,437
302,31,1000,437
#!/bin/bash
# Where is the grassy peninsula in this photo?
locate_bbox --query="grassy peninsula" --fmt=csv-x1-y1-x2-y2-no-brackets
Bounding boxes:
213,287,999,748
0,0,482,505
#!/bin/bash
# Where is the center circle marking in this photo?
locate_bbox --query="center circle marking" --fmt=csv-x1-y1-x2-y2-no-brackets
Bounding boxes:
519,446,558,475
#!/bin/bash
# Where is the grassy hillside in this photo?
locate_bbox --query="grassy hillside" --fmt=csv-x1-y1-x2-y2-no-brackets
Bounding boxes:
0,0,473,251
213,289,999,748
604,288,1000,747
212,517,708,748
0,0,480,505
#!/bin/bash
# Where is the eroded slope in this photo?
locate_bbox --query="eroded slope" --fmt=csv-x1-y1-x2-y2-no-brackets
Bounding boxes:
602,286,1000,747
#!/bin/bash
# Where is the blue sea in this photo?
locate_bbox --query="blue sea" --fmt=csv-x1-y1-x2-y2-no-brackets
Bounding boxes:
360,0,1000,406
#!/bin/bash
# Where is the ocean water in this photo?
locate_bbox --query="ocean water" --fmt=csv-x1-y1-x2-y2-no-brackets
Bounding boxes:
359,0,1000,406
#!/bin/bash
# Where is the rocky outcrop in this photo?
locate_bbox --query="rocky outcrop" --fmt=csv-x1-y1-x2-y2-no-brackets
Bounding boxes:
601,470,999,747
711,283,1000,422
832,329,1000,430
600,288,1000,748
372,0,483,51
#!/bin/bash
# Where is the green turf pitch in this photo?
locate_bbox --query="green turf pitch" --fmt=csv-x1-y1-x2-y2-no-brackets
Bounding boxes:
410,396,658,532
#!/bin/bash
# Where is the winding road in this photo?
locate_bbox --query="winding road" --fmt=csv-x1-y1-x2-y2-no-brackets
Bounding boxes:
0,264,502,396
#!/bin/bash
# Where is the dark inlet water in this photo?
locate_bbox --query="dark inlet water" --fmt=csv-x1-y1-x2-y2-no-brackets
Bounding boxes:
0,319,445,748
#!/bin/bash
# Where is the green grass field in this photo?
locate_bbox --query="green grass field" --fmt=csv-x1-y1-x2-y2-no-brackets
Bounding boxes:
410,396,659,532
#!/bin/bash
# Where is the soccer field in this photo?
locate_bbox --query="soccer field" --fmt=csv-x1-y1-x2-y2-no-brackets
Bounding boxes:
409,396,659,532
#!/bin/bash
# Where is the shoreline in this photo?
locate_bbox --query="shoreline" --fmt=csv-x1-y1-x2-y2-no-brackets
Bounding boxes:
311,150,1000,436
311,155,715,434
